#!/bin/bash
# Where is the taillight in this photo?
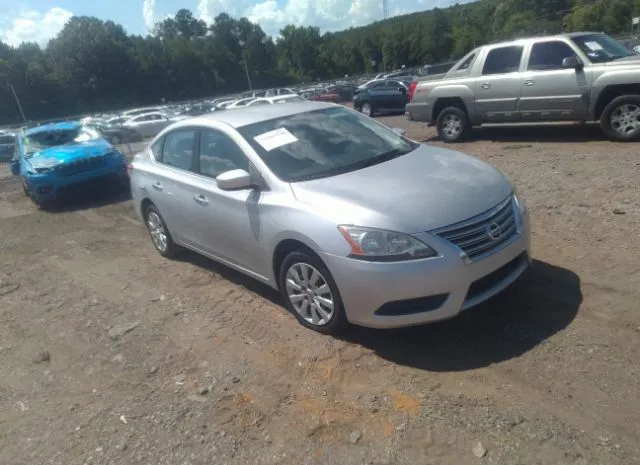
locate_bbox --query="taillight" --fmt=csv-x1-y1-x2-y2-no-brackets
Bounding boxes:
408,81,418,102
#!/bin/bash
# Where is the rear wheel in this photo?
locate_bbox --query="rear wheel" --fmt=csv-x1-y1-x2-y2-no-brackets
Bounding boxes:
145,203,179,258
278,251,348,335
600,95,640,141
436,106,471,143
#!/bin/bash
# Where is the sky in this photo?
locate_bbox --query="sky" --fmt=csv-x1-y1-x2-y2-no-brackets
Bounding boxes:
0,0,465,47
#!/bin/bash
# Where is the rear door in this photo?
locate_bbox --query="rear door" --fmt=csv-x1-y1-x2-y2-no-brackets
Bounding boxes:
386,80,408,110
145,128,199,244
475,45,524,123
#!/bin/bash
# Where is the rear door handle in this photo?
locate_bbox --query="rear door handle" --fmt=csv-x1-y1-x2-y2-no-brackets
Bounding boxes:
524,79,535,86
481,83,491,89
152,182,163,191
193,194,209,206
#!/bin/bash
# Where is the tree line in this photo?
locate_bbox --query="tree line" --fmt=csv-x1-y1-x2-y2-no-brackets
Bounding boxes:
1,0,639,125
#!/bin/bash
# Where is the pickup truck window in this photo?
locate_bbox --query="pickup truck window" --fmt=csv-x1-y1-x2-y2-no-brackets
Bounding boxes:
456,53,476,71
528,41,577,71
482,46,523,75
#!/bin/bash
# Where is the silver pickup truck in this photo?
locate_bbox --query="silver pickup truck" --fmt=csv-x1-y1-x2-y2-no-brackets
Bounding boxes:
405,32,640,142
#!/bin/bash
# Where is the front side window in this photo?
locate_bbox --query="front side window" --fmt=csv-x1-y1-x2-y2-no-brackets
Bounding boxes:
482,46,524,75
161,130,196,171
198,129,249,178
237,107,419,183
528,41,577,71
22,126,101,157
571,34,633,63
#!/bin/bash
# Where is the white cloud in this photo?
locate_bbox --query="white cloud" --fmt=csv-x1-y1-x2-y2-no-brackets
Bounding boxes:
197,0,468,37
0,7,72,47
143,0,156,32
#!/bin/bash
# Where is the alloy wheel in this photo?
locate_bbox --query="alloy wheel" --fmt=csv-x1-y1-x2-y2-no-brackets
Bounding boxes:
285,263,335,326
610,103,640,136
441,113,462,138
147,211,168,252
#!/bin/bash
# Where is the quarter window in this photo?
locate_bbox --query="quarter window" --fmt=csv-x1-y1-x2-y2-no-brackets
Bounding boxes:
161,130,196,171
198,129,249,179
482,46,524,75
457,53,476,71
528,41,577,71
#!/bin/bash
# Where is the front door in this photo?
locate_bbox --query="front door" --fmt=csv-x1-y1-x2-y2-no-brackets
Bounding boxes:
475,45,524,123
187,128,268,278
519,40,589,121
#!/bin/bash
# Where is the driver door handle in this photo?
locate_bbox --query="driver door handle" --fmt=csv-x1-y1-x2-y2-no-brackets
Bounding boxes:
193,194,209,206
152,182,163,191
524,79,535,86
481,82,491,89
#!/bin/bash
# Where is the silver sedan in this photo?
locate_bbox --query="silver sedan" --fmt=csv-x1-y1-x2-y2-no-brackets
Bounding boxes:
130,102,530,334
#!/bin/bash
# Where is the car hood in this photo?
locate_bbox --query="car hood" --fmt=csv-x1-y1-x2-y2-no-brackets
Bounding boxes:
290,144,513,233
602,55,640,66
27,139,113,167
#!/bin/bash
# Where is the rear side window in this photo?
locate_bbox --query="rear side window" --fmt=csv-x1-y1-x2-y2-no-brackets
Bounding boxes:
482,46,524,75
456,53,476,71
150,137,164,159
161,130,196,171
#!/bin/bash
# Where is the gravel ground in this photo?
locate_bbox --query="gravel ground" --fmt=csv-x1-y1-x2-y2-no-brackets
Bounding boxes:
0,114,639,465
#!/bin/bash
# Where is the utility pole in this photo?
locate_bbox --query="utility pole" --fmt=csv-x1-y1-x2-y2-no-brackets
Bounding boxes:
9,82,27,123
382,0,389,20
242,56,253,91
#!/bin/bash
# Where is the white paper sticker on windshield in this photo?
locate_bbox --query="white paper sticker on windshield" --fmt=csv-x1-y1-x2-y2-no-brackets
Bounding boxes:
584,41,603,51
253,128,298,151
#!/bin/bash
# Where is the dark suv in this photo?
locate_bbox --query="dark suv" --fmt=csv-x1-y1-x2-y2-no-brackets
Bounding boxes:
353,80,408,117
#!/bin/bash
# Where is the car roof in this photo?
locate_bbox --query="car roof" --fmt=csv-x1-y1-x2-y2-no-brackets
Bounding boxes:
24,121,81,136
186,101,338,128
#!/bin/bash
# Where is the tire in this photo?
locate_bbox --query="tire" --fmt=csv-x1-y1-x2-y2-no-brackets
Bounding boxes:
436,106,471,143
278,251,348,335
361,102,375,117
144,203,179,258
600,95,640,141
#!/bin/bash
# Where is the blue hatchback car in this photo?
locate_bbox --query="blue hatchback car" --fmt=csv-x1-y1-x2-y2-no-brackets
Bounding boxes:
10,121,129,208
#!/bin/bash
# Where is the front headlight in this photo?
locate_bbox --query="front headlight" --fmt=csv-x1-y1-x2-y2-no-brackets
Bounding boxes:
338,225,437,262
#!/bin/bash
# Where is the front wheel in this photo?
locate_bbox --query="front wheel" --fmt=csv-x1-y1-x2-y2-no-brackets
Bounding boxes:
278,251,348,335
600,95,640,141
436,106,471,143
361,102,374,117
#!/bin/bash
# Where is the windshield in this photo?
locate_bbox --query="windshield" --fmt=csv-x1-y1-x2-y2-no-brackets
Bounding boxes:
237,107,419,182
22,127,101,157
571,34,634,63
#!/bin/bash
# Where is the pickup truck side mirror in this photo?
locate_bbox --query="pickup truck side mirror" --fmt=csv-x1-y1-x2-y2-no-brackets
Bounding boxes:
562,56,584,70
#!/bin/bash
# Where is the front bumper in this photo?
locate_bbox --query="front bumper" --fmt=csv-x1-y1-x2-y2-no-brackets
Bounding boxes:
25,161,128,202
320,205,531,329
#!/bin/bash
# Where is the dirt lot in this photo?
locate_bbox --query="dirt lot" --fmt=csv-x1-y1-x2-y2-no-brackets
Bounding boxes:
1,117,639,465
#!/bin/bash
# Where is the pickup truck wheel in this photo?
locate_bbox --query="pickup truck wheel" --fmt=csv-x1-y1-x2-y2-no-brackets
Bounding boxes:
436,107,471,143
600,95,640,141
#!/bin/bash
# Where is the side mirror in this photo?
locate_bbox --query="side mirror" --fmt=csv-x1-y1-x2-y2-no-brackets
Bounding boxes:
10,158,20,176
391,127,406,137
562,56,583,70
216,169,253,190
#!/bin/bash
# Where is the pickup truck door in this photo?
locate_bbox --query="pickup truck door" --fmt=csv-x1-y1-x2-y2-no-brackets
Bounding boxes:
519,40,589,121
475,45,525,123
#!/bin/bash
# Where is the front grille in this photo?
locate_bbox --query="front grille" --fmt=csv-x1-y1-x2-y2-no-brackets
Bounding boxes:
55,156,105,177
434,196,518,261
